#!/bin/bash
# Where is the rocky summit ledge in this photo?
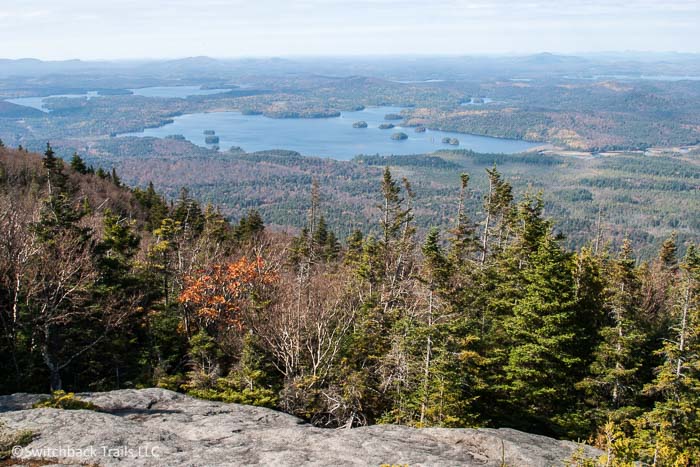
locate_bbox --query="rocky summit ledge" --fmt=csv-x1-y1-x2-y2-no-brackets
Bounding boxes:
0,388,601,466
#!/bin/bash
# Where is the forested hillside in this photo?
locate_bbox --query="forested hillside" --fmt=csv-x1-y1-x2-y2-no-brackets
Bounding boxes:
1,145,699,465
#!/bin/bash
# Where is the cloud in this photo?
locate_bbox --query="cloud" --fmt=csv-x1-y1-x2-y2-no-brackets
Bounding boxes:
0,0,698,59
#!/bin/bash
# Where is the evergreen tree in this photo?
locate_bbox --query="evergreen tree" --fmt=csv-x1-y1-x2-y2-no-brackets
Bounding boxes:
571,246,607,366
480,166,514,263
133,181,168,231
500,234,581,435
111,167,121,187
313,215,329,250
89,209,146,390
379,167,411,263
633,245,700,464
36,143,82,242
173,187,205,236
148,217,182,306
448,173,479,263
43,142,68,193
311,215,340,262
323,230,340,261
95,209,140,287
377,168,415,304
234,209,264,243
641,232,679,325
578,241,646,427
344,229,364,266
418,228,478,426
70,152,88,174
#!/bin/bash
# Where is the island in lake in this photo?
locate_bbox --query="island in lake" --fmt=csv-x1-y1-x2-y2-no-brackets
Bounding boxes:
378,123,395,130
415,126,426,133
352,121,368,128
391,132,408,140
384,113,403,121
442,137,460,145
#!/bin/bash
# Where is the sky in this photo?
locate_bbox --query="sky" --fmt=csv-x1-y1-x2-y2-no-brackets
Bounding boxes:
0,0,699,60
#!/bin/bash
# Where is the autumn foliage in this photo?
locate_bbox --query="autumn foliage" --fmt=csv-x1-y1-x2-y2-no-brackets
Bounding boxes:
179,257,274,329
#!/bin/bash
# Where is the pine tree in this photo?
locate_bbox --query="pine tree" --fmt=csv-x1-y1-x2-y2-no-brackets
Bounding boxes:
234,209,264,243
27,144,99,390
634,245,700,464
133,181,169,231
512,192,550,263
148,217,182,306
95,209,140,287
377,168,414,303
70,152,88,174
313,215,329,253
173,187,205,236
380,166,403,251
43,142,59,172
448,173,478,264
43,142,68,194
571,246,607,366
641,232,679,325
578,240,646,427
344,229,364,266
415,228,471,426
311,215,339,262
480,166,513,263
36,143,82,242
324,230,340,261
500,234,581,434
111,167,121,187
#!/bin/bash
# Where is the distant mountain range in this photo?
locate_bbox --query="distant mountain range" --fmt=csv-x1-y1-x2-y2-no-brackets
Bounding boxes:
1,53,699,80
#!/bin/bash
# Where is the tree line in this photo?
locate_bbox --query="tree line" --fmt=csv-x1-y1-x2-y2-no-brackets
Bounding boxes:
0,144,698,465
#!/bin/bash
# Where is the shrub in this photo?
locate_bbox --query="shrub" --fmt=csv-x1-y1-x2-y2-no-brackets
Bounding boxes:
32,391,100,411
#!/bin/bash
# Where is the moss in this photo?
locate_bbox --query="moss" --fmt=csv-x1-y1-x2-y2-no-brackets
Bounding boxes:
32,390,100,411
0,421,34,460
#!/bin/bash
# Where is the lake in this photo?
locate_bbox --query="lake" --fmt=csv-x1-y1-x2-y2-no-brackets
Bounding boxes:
129,86,230,98
7,91,100,112
6,86,230,112
121,106,537,160
566,75,700,82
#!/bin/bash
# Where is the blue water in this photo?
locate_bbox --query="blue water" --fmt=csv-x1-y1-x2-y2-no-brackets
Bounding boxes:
129,86,230,98
121,106,537,160
5,86,230,112
7,91,100,112
566,75,700,82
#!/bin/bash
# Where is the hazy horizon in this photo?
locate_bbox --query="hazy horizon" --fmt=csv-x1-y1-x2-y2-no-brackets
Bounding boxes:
0,0,698,61
3,51,700,63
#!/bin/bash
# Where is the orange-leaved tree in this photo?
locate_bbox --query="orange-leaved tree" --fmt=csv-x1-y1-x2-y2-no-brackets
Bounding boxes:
179,256,275,335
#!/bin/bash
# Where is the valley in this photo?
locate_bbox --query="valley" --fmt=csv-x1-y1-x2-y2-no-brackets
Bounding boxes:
1,54,699,256
1,13,700,463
